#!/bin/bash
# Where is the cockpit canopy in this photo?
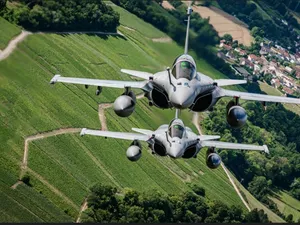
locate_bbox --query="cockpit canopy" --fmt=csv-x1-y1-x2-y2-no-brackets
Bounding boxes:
168,124,185,139
171,60,196,80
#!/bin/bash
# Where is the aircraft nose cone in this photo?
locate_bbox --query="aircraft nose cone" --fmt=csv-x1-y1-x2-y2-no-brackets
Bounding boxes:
170,88,194,109
169,145,183,159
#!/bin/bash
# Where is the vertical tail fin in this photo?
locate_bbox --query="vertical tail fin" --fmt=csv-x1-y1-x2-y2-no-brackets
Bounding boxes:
184,5,193,54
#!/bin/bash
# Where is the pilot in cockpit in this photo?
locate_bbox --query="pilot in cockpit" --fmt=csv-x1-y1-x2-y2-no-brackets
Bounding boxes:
168,123,185,139
171,60,196,80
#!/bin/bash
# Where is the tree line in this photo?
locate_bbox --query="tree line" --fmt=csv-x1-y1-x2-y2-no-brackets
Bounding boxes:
81,184,270,223
202,98,300,222
217,0,299,52
0,0,120,31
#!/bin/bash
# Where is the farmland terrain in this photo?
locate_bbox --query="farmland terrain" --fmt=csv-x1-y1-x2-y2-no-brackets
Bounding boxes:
182,1,253,46
0,4,257,222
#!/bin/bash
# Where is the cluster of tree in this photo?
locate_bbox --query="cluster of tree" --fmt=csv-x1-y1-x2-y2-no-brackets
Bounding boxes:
112,0,235,78
81,184,270,223
202,98,300,204
217,0,299,52
0,0,119,31
0,0,6,11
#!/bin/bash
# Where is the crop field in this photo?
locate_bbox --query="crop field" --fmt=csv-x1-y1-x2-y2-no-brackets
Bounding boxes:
112,4,168,39
187,4,253,46
0,17,21,50
0,5,251,222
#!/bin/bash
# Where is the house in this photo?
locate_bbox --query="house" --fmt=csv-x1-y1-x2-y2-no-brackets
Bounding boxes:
240,58,254,70
285,66,293,74
248,54,264,65
283,87,294,95
271,78,281,88
254,64,261,72
219,43,232,51
270,61,279,68
260,46,270,55
226,51,237,60
271,47,282,55
281,75,295,87
234,48,247,56
232,66,252,81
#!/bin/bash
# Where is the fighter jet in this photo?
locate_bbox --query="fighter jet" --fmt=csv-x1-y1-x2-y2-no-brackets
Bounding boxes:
80,114,269,169
50,6,300,128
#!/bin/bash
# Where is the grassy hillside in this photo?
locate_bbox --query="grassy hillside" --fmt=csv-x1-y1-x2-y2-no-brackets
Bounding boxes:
229,171,286,223
259,81,300,115
0,4,248,222
270,191,300,221
0,17,21,50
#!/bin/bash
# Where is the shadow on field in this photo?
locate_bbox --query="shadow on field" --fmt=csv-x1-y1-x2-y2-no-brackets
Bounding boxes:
56,32,127,41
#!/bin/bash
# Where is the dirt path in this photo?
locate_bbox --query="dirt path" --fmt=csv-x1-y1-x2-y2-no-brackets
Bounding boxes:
161,1,175,10
121,25,135,31
0,30,32,61
221,163,251,212
152,37,172,43
20,128,81,178
11,181,23,190
98,104,111,131
192,112,251,211
76,198,88,223
192,112,203,135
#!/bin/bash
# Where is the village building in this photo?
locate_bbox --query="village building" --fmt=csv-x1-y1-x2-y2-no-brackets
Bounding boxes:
240,58,254,70
283,86,294,95
271,78,281,88
219,43,232,51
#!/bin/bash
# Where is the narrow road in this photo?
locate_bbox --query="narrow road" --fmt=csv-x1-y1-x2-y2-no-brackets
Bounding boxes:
11,181,23,190
76,198,88,223
192,112,203,135
0,30,32,61
192,111,251,212
20,128,81,178
221,163,251,212
15,93,145,221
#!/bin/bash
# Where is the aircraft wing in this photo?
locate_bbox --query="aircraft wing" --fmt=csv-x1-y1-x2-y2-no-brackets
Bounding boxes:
201,140,269,154
198,135,221,141
220,89,300,104
80,128,151,141
121,69,153,80
50,75,148,89
214,79,247,87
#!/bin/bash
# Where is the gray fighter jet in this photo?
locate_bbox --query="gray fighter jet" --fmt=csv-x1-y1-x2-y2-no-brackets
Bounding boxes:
50,6,300,128
80,115,269,168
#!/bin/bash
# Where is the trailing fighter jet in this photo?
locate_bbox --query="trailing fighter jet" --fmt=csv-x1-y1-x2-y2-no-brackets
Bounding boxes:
50,6,300,128
80,115,269,168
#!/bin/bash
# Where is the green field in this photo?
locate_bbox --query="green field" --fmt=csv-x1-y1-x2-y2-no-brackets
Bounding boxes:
0,17,21,50
0,4,251,222
229,170,285,222
269,191,300,221
259,81,300,115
